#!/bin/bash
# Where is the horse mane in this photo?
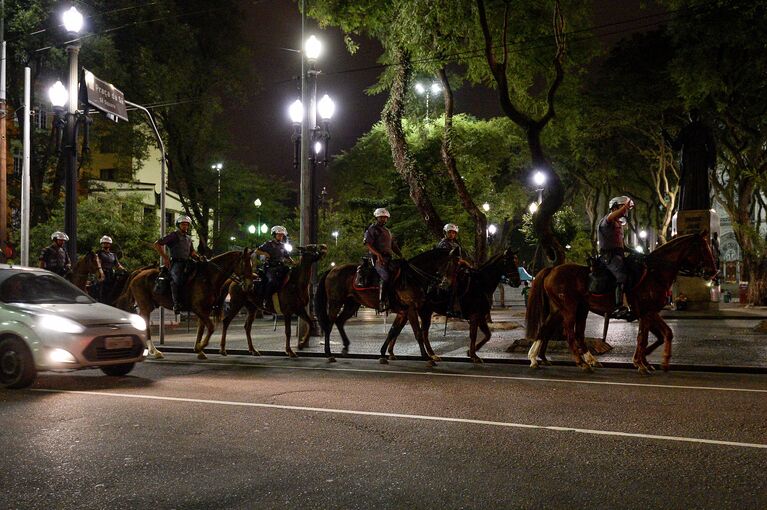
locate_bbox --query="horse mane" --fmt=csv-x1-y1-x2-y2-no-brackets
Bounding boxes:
408,247,452,268
645,233,699,267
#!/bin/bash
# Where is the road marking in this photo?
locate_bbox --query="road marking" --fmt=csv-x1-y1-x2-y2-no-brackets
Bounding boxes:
149,359,767,394
32,388,767,450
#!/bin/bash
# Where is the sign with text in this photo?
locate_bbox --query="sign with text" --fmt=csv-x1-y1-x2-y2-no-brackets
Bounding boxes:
80,69,128,122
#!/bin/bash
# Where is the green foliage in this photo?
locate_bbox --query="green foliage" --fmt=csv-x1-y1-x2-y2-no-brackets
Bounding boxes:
327,115,530,262
520,206,580,248
29,192,158,269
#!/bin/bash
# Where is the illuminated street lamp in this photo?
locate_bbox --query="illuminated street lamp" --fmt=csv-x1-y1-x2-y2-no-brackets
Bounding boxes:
533,170,546,204
414,80,441,118
260,223,268,235
332,230,339,245
254,198,262,238
212,162,223,243
529,202,539,214
482,202,490,212
248,224,256,234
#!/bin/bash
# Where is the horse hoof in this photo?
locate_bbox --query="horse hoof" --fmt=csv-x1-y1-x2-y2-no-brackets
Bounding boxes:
152,351,165,360
379,357,389,365
529,361,540,369
661,363,670,372
197,352,207,360
472,357,484,364
287,350,298,358
430,355,441,362
427,360,437,368
219,350,227,357
341,348,349,355
249,350,261,356
388,354,397,361
327,357,337,363
637,367,649,376
580,364,594,373
541,359,552,366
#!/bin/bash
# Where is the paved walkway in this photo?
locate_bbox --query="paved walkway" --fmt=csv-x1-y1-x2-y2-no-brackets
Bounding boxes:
146,298,767,371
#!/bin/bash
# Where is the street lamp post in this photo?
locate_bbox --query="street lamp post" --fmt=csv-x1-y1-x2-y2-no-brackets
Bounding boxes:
414,81,441,118
533,170,546,204
332,230,339,245
50,6,84,263
212,162,223,245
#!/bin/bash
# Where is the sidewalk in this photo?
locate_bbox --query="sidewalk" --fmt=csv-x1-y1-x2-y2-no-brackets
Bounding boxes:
147,298,767,372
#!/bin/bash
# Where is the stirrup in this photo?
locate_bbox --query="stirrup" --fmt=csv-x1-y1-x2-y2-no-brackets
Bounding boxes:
610,306,634,321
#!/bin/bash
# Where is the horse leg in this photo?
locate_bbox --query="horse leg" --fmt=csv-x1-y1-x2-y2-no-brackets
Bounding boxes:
408,309,434,367
468,318,482,364
219,300,242,356
645,313,673,371
334,301,359,356
419,310,439,362
475,316,492,351
244,305,260,356
197,312,218,360
379,312,407,364
562,313,588,371
284,315,297,358
194,319,207,360
528,339,542,369
141,305,164,360
577,306,600,369
632,318,651,375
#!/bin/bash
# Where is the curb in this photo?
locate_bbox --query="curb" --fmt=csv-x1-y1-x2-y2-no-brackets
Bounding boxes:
154,346,767,375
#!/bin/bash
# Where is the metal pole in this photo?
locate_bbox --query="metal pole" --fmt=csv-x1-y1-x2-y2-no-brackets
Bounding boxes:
126,100,167,344
299,0,311,338
64,41,80,263
0,32,7,248
216,166,221,244
21,67,30,266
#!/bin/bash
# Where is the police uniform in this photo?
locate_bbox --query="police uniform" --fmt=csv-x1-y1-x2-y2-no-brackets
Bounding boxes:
437,238,464,259
156,230,193,304
258,239,291,299
96,249,121,301
363,223,400,284
597,213,626,284
40,243,71,277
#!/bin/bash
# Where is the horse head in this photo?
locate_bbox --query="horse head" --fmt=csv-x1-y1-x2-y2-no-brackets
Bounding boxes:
678,230,718,280
234,248,254,292
296,244,328,263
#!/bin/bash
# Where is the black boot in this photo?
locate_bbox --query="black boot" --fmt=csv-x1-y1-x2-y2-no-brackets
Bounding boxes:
170,282,181,314
611,283,634,321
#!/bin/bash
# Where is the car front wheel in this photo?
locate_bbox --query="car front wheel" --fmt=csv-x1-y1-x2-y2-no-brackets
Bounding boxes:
0,337,37,389
100,363,135,377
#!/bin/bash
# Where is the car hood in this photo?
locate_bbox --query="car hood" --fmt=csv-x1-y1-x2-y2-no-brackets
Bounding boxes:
8,302,134,326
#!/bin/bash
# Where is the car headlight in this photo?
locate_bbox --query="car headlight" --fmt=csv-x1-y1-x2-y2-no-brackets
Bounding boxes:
49,348,77,364
129,314,147,331
38,314,85,334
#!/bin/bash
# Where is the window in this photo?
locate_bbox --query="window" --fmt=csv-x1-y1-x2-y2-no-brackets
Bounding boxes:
34,104,49,130
100,168,118,181
99,134,118,154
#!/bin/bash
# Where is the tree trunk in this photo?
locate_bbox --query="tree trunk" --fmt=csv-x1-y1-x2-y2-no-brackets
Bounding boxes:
437,67,488,263
382,49,444,239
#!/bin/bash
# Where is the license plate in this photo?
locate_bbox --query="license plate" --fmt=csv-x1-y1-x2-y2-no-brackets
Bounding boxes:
104,336,134,350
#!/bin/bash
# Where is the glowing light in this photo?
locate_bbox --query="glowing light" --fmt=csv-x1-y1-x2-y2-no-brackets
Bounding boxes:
248,225,256,234
639,230,648,240
529,202,539,214
488,224,497,235
285,242,293,253
48,81,68,108
635,245,644,253
62,6,84,33
260,224,268,234
288,100,303,124
317,94,335,120
533,170,547,187
254,198,262,208
305,35,322,61
430,82,442,94
482,202,490,212
414,82,425,95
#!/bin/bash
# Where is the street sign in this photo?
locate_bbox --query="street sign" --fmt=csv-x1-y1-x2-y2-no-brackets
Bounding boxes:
80,68,128,122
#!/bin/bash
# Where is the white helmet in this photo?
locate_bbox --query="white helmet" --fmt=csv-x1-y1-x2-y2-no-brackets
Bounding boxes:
176,215,192,227
609,196,631,209
374,207,390,218
100,235,113,244
51,231,69,241
443,223,459,233
271,225,288,236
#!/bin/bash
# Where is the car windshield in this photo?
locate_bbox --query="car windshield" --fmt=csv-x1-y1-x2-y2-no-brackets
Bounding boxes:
0,272,94,304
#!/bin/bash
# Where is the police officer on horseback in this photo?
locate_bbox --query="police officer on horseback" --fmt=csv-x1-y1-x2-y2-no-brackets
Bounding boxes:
364,208,402,312
256,225,294,311
95,235,125,302
154,215,198,313
598,196,635,321
39,231,72,277
436,223,470,317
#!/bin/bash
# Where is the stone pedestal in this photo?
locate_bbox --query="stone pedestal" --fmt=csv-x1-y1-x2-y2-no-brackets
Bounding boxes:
672,209,721,311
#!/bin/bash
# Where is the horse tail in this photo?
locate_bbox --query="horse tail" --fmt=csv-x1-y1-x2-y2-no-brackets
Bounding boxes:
525,267,553,340
213,279,232,323
315,270,331,336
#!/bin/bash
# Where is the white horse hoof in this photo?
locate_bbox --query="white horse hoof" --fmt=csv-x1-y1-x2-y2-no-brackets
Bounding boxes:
152,351,165,360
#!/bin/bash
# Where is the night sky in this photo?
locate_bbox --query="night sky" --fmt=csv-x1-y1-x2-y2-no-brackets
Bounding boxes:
228,0,660,187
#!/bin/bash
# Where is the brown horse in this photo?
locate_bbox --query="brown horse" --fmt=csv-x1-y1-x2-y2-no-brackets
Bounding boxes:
386,247,521,363
525,232,717,374
315,247,460,364
115,249,253,359
69,251,100,291
218,244,327,357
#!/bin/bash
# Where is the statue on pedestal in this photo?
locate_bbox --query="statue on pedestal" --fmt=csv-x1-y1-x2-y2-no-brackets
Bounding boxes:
662,109,717,211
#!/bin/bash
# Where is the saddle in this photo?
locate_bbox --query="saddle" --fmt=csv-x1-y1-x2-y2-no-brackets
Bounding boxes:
354,257,379,290
588,252,646,295
153,259,201,297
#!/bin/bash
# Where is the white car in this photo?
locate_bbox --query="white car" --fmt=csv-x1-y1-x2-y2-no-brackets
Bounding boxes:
0,265,148,389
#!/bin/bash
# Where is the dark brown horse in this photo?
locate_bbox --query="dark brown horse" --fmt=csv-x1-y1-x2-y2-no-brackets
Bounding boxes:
525,232,717,374
385,247,521,363
315,247,460,364
115,249,253,359
69,251,99,291
218,244,327,358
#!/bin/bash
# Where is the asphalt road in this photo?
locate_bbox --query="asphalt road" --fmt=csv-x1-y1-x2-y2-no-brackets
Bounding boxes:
2,355,766,509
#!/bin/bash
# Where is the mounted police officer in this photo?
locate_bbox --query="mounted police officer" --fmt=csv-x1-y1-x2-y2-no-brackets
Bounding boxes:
364,208,402,312
95,235,125,302
436,223,470,317
154,215,198,313
598,196,635,321
39,231,72,277
255,225,294,310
